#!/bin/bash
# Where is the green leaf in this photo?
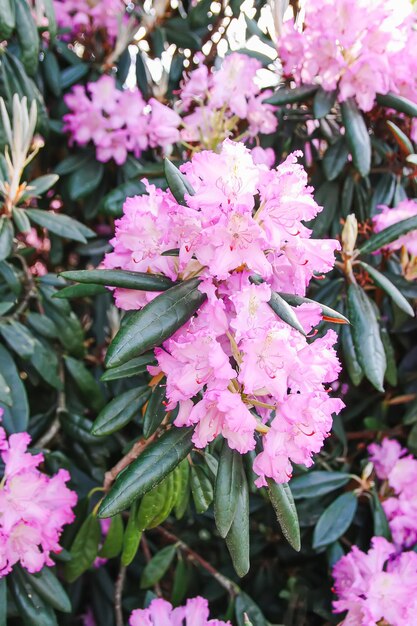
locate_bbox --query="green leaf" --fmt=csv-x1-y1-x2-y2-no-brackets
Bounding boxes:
341,98,371,177
25,174,59,198
105,278,206,368
277,292,349,325
60,63,89,89
264,84,318,105
359,215,417,254
171,557,190,607
15,0,39,76
64,355,105,413
347,283,386,392
371,488,391,540
174,459,191,519
54,283,107,299
68,160,104,200
376,92,417,117
138,470,178,529
12,207,31,233
99,514,124,558
0,0,15,39
235,592,267,626
323,138,349,181
65,514,101,582
341,324,364,386
101,180,146,216
143,380,167,439
0,217,13,261
26,209,95,243
214,442,243,538
9,568,58,626
42,0,57,39
92,386,151,436
313,492,358,549
267,291,306,335
0,372,12,406
21,567,71,613
267,480,300,551
98,427,194,517
387,120,414,155
313,87,337,119
225,463,250,577
190,465,214,514
0,344,29,432
290,471,351,499
359,261,414,316
0,320,36,358
55,153,91,175
121,501,142,566
61,412,102,445
164,158,195,206
30,337,62,389
61,269,174,291
140,544,177,589
380,326,397,386
100,353,156,382
43,51,61,97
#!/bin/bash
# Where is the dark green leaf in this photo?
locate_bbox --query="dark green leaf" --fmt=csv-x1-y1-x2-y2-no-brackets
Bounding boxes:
268,291,306,335
100,353,156,382
341,98,371,177
0,217,13,261
15,0,39,76
99,514,124,558
9,568,58,626
25,174,59,198
54,283,107,299
290,471,351,499
0,576,5,626
313,492,358,549
105,278,206,368
121,501,142,566
174,459,191,520
267,480,300,551
64,356,104,412
341,324,364,386
235,592,267,626
190,465,214,514
359,215,417,254
164,159,195,206
98,427,194,517
92,386,150,436
323,138,349,180
264,84,318,105
43,51,62,97
54,153,91,176
26,209,95,243
387,120,413,155
371,488,391,539
61,269,174,291
60,63,89,89
65,514,101,582
143,380,167,438
0,344,29,432
140,544,177,589
214,442,243,538
101,180,146,216
359,261,414,316
21,567,71,613
0,0,15,39
278,292,349,324
225,463,250,577
347,282,386,392
0,320,35,358
68,160,104,200
0,372,12,406
313,88,337,119
12,207,31,233
376,92,417,117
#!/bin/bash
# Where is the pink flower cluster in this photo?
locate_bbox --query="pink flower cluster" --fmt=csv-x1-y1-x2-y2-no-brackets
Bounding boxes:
279,0,417,112
332,536,417,626
129,597,230,626
369,438,417,548
104,140,344,486
179,53,277,152
54,0,130,40
0,416,77,577
372,199,417,256
63,75,181,165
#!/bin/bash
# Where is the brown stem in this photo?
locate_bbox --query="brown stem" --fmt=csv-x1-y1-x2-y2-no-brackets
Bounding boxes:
153,526,240,598
103,431,158,492
114,565,127,626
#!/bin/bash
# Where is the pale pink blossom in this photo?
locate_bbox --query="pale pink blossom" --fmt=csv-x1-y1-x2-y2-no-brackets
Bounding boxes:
129,596,231,626
372,199,417,256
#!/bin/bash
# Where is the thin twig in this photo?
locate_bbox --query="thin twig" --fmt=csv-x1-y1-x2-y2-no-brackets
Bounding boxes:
103,431,158,491
114,565,127,626
154,527,240,598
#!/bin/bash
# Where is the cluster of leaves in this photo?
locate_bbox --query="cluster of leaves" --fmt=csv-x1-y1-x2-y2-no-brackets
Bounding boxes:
0,1,416,626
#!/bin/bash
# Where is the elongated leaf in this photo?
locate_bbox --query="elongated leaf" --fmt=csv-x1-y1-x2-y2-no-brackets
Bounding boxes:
9,568,58,626
313,87,337,119
323,138,349,181
290,471,351,499
377,92,417,117
26,209,94,243
214,442,243,538
65,514,101,582
121,501,142,566
235,593,267,626
101,353,157,382
347,283,386,392
164,158,195,206
0,320,36,358
60,63,89,89
264,84,318,105
99,514,124,558
225,463,250,577
371,488,391,540
0,0,15,39
64,356,104,413
267,480,300,551
55,283,107,299
143,380,167,438
313,492,358,549
341,324,364,386
12,207,31,233
92,386,150,436
15,0,39,76
359,261,414,316
140,544,177,589
268,291,306,335
387,120,413,155
105,278,206,368
341,98,371,176
25,174,59,198
278,292,349,324
21,568,71,613
0,217,13,261
98,427,194,517
61,269,174,291
359,215,417,254
190,465,214,514
174,459,191,519
0,372,12,406
0,344,29,432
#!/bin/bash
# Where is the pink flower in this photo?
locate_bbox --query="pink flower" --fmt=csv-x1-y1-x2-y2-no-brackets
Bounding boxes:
372,199,417,255
129,596,231,626
0,424,77,578
54,0,131,41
